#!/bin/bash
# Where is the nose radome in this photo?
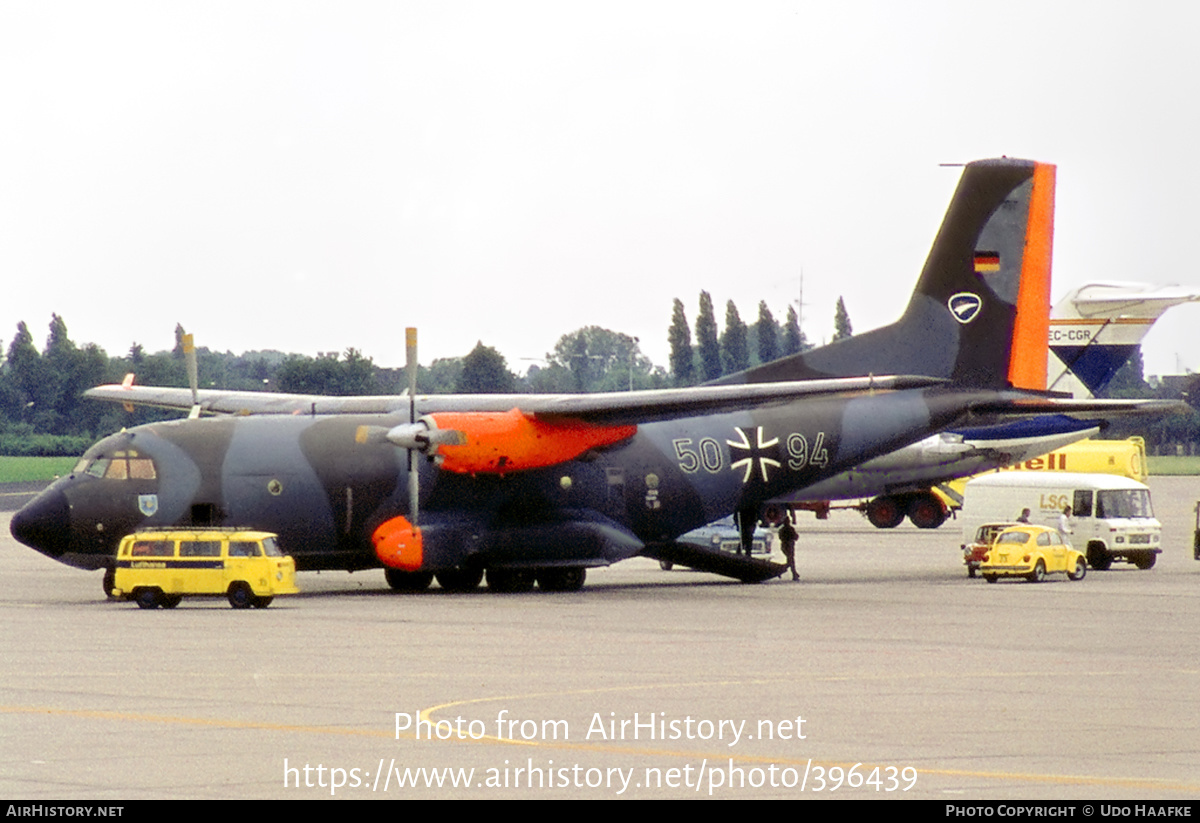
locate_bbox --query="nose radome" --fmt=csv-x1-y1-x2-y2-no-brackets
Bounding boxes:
10,487,71,560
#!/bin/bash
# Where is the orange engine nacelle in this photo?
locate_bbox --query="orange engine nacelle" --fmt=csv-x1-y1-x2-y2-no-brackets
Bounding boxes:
373,516,423,570
428,409,636,474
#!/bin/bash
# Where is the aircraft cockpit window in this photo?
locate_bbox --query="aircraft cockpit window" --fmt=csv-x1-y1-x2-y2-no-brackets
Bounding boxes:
128,459,155,479
87,450,157,481
73,458,88,475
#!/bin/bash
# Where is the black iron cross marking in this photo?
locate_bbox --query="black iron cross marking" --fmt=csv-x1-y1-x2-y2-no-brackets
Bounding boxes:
727,426,782,483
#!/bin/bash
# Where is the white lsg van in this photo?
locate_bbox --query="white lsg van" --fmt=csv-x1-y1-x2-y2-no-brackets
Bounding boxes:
961,473,1161,570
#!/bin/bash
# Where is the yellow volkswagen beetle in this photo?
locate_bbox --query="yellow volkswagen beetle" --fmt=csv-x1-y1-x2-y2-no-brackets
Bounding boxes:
979,525,1087,584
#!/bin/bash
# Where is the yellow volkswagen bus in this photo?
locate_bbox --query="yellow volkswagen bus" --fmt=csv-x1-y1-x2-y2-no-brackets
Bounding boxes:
112,529,298,609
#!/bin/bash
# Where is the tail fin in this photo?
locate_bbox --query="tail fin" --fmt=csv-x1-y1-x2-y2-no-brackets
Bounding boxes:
721,158,1056,389
1048,282,1200,398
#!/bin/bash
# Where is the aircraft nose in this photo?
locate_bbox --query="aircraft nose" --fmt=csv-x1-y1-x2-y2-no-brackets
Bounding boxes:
10,487,71,559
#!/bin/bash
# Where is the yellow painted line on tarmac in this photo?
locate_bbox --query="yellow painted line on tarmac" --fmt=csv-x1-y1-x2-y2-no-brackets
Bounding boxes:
420,681,1200,793
8,667,1200,794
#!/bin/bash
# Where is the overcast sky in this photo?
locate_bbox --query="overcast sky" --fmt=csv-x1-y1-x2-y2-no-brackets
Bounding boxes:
3,1,1199,380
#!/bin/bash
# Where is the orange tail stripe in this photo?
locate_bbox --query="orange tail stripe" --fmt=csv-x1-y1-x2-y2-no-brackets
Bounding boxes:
1008,162,1055,390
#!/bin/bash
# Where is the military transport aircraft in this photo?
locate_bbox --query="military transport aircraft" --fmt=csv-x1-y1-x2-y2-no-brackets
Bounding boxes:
11,158,1174,594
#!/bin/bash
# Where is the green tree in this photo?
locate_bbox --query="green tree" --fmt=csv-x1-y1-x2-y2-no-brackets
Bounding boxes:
755,301,778,365
547,326,650,392
833,296,853,342
721,300,749,375
695,291,721,382
418,357,464,394
276,349,380,396
457,342,517,394
41,316,109,435
668,298,694,386
782,305,804,355
5,322,48,426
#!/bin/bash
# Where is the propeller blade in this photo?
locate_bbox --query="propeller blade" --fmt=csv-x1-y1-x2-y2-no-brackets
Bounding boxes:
183,332,200,419
406,327,419,525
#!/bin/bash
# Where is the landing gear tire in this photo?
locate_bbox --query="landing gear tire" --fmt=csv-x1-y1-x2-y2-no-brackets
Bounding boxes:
659,560,674,571
436,568,484,592
536,568,587,592
487,568,536,593
385,569,434,592
907,494,947,529
1027,559,1046,583
1132,552,1157,570
102,569,117,599
1087,544,1112,571
135,588,162,610
227,582,255,609
865,497,905,529
1068,558,1087,581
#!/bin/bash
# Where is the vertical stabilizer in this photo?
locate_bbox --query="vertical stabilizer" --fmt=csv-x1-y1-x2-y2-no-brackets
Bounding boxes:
720,158,1056,389
1047,282,1200,397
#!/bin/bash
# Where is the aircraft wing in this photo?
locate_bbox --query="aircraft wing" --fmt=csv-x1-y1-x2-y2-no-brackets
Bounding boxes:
962,396,1187,421
85,378,1185,426
85,375,948,423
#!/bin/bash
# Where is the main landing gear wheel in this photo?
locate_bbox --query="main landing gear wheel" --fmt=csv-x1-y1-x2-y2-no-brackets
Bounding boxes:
486,568,536,593
385,569,434,592
907,494,947,529
536,568,587,592
436,568,484,592
865,497,905,529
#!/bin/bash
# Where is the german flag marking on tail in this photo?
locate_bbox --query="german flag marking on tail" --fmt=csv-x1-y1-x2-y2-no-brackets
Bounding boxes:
973,251,1001,273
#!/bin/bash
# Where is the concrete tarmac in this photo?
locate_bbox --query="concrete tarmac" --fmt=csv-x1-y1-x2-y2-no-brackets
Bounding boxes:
2,477,1199,800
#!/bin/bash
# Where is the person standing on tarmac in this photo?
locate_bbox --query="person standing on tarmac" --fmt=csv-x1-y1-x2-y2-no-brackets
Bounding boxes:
1058,505,1074,545
778,518,799,581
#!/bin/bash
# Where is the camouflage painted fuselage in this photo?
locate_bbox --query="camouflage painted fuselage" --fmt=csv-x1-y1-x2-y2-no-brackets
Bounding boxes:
14,385,1000,573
